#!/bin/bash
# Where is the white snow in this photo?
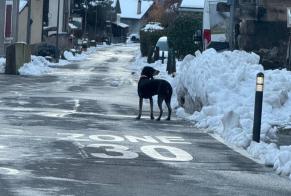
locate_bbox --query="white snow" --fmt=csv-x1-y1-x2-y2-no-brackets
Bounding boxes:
0,45,109,76
18,56,57,76
142,23,164,32
64,51,88,61
19,0,27,12
0,58,5,73
120,0,154,19
131,48,291,179
63,46,104,61
180,0,204,9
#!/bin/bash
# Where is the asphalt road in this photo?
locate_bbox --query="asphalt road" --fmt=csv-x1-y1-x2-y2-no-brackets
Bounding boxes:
0,44,290,196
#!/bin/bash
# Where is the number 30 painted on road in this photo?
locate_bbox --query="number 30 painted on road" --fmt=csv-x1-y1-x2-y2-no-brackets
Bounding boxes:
86,144,193,162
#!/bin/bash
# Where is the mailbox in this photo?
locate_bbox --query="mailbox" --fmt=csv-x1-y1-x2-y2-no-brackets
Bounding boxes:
288,8,291,28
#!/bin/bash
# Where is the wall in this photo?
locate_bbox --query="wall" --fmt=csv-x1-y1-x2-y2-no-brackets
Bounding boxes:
18,6,28,43
30,0,43,44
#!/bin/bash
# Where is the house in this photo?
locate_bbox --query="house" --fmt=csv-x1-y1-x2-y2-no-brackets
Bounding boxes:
43,0,72,36
70,0,119,42
111,0,129,43
179,0,204,12
42,0,73,52
119,0,154,34
18,0,44,44
0,0,21,56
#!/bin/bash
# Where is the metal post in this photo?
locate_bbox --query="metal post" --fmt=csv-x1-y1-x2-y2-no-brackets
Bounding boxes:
0,0,5,56
84,0,88,38
229,0,237,50
154,47,160,62
287,30,291,71
287,8,291,71
252,72,264,142
13,0,19,43
162,51,165,64
95,5,98,38
27,0,32,44
56,0,61,61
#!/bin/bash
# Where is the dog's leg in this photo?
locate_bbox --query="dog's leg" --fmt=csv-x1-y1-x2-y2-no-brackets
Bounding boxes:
165,99,172,121
149,97,154,120
136,97,143,120
156,96,163,121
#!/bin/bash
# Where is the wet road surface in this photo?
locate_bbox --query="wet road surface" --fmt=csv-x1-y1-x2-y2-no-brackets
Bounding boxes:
0,45,290,196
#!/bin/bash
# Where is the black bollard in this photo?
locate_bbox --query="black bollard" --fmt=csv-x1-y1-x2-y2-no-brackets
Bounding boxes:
161,51,165,64
154,47,160,62
167,48,176,76
147,46,155,64
252,72,264,143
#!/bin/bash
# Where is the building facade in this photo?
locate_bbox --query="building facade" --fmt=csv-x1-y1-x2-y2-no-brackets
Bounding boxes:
0,0,19,56
18,0,44,44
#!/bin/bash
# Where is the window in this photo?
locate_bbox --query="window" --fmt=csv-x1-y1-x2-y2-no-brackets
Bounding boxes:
4,0,13,39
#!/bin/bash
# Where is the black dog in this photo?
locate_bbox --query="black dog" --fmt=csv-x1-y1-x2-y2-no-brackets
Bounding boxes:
136,66,172,121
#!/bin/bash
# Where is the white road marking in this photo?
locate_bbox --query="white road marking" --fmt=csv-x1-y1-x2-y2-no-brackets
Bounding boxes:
209,133,264,165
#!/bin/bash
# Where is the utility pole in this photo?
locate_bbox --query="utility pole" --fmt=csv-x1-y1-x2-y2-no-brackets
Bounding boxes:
84,0,88,38
12,0,19,43
56,0,61,61
0,0,5,56
229,0,238,50
95,5,98,37
27,0,32,44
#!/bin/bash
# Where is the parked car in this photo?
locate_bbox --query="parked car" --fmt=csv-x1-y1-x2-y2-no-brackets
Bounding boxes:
203,0,230,50
128,33,140,43
155,36,169,59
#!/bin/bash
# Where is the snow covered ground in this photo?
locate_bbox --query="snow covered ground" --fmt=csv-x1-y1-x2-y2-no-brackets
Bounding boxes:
0,58,5,73
131,49,291,180
0,45,109,76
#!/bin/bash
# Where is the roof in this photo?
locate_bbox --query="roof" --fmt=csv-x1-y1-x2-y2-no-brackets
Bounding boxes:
119,0,154,19
111,0,117,8
112,22,129,28
19,0,27,12
180,0,204,9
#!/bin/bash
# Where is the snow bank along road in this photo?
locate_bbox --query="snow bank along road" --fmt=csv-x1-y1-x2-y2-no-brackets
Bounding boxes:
0,45,290,196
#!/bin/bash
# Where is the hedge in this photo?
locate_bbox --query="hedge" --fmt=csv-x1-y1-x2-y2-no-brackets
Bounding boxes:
167,14,202,59
140,29,166,57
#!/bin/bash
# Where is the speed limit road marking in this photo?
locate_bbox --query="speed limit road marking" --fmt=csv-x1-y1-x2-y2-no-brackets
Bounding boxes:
59,133,194,162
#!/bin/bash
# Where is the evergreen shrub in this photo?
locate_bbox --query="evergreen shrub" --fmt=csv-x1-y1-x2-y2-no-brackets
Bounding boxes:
167,14,202,59
140,26,165,57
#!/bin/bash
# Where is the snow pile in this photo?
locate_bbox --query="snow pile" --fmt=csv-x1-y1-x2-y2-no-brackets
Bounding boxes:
63,46,105,61
18,56,70,76
142,22,164,32
63,51,88,61
131,48,291,179
174,48,291,179
18,56,53,76
0,58,5,73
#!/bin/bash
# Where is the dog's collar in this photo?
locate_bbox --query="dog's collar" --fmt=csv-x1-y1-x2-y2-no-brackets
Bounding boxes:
140,75,149,78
